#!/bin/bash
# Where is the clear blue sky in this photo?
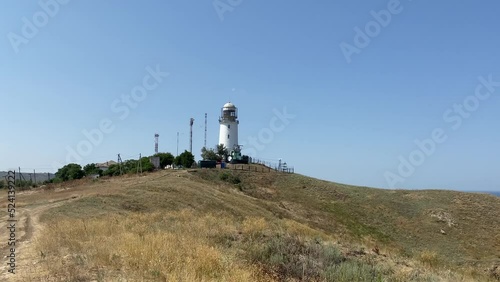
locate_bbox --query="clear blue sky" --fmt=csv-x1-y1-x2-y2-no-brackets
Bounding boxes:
1,1,499,191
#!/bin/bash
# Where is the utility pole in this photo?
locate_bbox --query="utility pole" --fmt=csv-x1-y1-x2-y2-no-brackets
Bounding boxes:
176,132,179,156
137,154,143,174
118,154,123,175
190,118,194,153
34,169,36,184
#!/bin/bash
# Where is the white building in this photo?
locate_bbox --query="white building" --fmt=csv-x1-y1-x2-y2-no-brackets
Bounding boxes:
96,160,117,171
218,102,239,150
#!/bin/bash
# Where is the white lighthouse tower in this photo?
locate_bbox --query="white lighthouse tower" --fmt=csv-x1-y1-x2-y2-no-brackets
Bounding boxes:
219,102,239,151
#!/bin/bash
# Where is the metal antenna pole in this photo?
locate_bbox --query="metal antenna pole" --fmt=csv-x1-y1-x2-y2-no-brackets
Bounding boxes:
154,133,159,154
190,118,194,153
204,113,207,148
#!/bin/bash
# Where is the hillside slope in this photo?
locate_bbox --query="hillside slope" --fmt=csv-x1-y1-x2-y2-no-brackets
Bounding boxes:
1,168,499,281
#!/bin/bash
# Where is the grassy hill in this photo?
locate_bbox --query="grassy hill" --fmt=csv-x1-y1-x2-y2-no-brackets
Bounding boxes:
2,166,499,281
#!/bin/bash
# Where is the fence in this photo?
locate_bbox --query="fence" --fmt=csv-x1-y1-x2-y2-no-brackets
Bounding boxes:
250,158,295,174
227,158,294,174
0,169,55,189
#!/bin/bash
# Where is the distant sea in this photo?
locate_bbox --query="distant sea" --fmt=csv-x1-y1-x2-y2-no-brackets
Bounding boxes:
482,191,500,197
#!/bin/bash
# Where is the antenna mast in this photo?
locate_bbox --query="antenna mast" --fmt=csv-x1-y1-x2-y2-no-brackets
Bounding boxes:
154,133,159,154
190,118,194,153
204,113,208,148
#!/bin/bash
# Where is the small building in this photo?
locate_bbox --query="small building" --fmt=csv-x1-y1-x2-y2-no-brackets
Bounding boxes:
96,161,117,171
149,157,161,169
89,174,100,180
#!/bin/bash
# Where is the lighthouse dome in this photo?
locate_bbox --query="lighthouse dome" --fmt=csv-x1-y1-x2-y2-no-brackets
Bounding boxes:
223,102,236,108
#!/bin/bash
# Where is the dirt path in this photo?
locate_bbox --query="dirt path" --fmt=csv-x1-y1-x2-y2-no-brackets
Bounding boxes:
0,197,77,281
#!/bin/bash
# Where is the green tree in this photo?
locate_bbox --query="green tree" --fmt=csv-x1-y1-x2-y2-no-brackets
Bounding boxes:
140,157,155,172
111,157,156,174
103,164,121,177
174,150,195,168
55,163,85,182
216,144,229,161
83,163,103,176
154,152,175,168
201,147,220,161
123,160,138,174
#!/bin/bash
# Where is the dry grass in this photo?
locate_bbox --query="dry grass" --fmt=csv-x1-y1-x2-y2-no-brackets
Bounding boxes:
36,210,265,281
418,250,440,268
34,208,495,281
37,210,382,281
242,217,270,239
3,169,497,281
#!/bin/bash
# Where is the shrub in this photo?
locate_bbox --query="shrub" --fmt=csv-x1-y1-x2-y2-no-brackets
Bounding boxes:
419,250,440,268
218,172,241,185
324,261,382,282
219,172,229,181
230,174,241,184
245,233,347,281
